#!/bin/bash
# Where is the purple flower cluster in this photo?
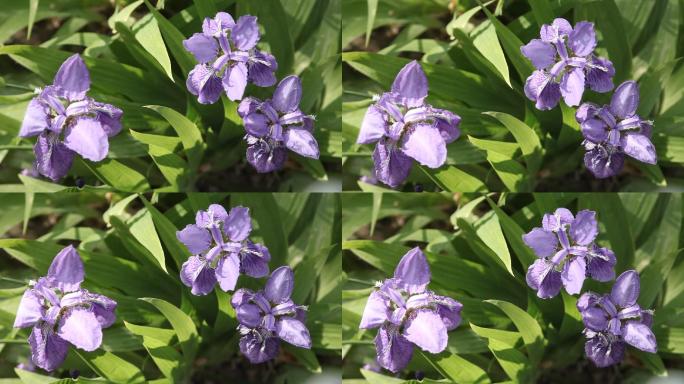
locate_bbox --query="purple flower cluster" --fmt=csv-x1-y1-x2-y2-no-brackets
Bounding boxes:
523,208,616,298
359,247,463,372
357,61,461,188
231,266,311,363
521,18,614,110
577,81,657,178
176,204,270,295
183,12,277,104
13,246,117,371
19,54,123,180
578,270,657,367
238,76,319,172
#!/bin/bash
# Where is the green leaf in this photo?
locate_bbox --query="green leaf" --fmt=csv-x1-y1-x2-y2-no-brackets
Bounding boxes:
27,0,39,39
139,196,187,269
124,322,183,381
485,300,544,366
231,194,289,266
470,323,531,382
143,0,195,74
145,105,205,170
80,158,150,192
370,192,382,236
74,349,145,384
633,349,668,376
132,14,174,81
193,0,218,19
140,298,199,364
242,0,294,76
418,350,490,383
484,111,542,174
528,0,554,27
485,197,537,268
128,209,167,273
365,0,378,46
474,211,514,276
283,344,322,373
472,20,510,87
110,216,168,273
419,165,488,193
129,130,188,189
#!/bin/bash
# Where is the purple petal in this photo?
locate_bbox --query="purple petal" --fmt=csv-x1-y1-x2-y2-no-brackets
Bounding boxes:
57,308,102,352
14,290,43,328
577,291,600,312
581,119,608,143
19,98,49,138
53,54,90,101
523,70,547,102
195,204,228,227
611,270,640,307
180,256,216,296
568,21,596,57
243,112,270,137
189,65,223,104
236,303,262,328
393,247,431,291
265,266,293,303
526,259,562,299
276,317,311,348
359,290,389,329
540,18,572,42
542,208,574,232
560,67,585,107
522,228,558,258
92,102,123,137
581,307,608,331
239,333,280,363
183,33,219,63
246,138,288,173
284,127,319,159
272,76,302,113
230,288,254,308
223,62,248,101
240,242,270,278
391,60,428,102
372,139,413,188
237,97,260,118
403,310,448,353
176,224,212,255
202,13,235,36
34,132,74,181
586,56,615,93
562,256,586,295
28,326,69,372
575,102,600,124
434,295,463,330
587,246,616,282
248,51,278,87
232,15,260,51
63,118,109,161
620,133,657,164
585,337,625,367
224,206,252,242
87,293,117,328
216,254,240,292
400,124,447,169
584,147,624,178
433,108,461,144
622,321,657,353
48,245,84,292
610,81,639,119
570,210,598,246
357,105,386,144
520,39,557,69
375,326,414,373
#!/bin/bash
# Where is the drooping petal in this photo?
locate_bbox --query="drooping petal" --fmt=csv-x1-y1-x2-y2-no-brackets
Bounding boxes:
33,133,74,181
520,39,557,69
183,33,219,63
609,81,639,119
47,245,84,292
216,253,240,292
57,308,102,352
91,102,123,137
581,119,608,143
248,51,278,87
524,70,547,102
622,321,657,353
568,21,596,57
434,296,463,331
19,98,50,138
560,67,585,107
53,54,90,101
586,56,615,93
224,206,252,241
561,256,586,295
569,210,598,246
522,228,558,258
433,108,461,144
87,293,117,328
223,62,248,101
393,247,431,292
276,317,311,348
587,246,616,282
240,242,271,278
581,306,608,331
357,105,387,144
284,127,319,158
375,326,414,373
403,310,448,354
372,139,413,188
236,303,262,328
611,270,640,307
526,259,562,299
400,124,447,169
584,146,624,178
14,290,43,328
239,333,280,363
179,256,216,296
245,138,288,173
176,224,212,255
272,76,302,113
265,266,294,303
63,118,109,161
620,133,657,164
391,60,428,103
190,65,223,104
28,326,69,372
536,79,561,110
232,15,260,51
585,337,625,367
359,290,389,329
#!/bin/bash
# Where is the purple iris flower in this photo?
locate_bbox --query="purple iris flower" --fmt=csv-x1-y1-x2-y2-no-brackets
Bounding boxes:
18,54,123,181
576,81,657,178
176,204,271,295
231,266,311,363
237,75,319,173
523,208,616,299
356,61,461,188
577,270,657,367
183,12,277,104
359,247,463,372
521,18,615,110
13,245,117,371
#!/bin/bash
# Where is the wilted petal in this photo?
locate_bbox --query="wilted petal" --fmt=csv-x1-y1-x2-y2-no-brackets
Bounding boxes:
584,147,624,178
236,303,262,328
375,326,414,373
357,105,387,144
372,139,413,188
359,290,389,329
611,270,640,307
585,337,625,367
239,332,280,363
284,127,319,158
391,60,428,102
568,21,596,57
620,133,656,164
240,243,271,278
14,290,43,328
176,224,212,255
401,124,446,168
63,118,109,161
581,119,608,143
28,326,69,372
522,228,558,258
47,245,84,292
586,57,615,93
248,51,278,87
216,253,240,292
610,81,639,119
224,206,251,241
34,133,74,181
265,266,294,303
223,62,248,101
272,76,302,113
246,139,288,173
393,247,431,291
622,321,657,353
232,15,260,51
403,310,447,353
53,54,90,101
560,67,585,107
276,317,311,348
527,259,562,299
587,247,616,282
569,210,598,246
520,39,556,69
180,256,216,296
562,256,586,295
183,33,218,63
20,98,49,138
